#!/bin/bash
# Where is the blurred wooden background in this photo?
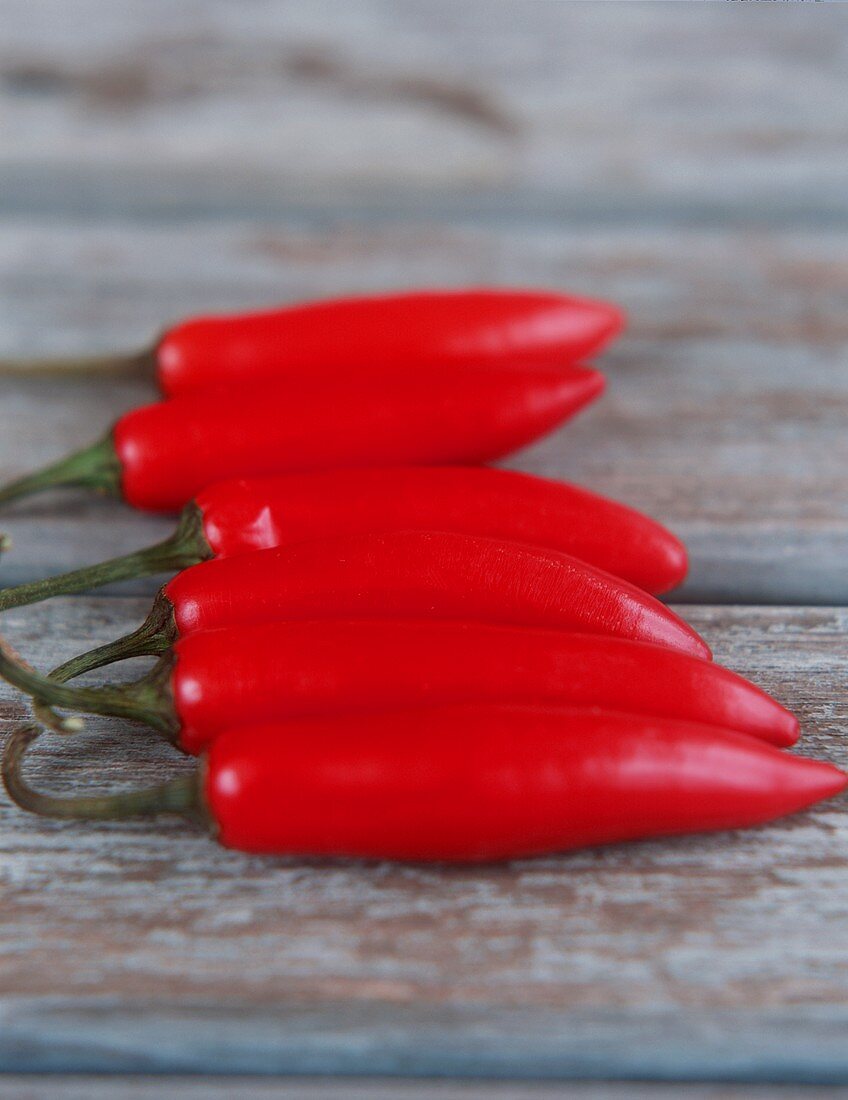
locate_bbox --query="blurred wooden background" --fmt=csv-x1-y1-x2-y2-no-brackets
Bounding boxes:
0,2,847,1092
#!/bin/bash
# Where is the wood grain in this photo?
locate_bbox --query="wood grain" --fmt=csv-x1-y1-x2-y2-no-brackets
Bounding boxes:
1,3,846,203
0,600,846,1078
0,1080,846,1100
4,1080,848,1100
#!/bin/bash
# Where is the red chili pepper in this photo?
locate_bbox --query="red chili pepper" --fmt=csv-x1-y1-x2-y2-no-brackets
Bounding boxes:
0,621,797,754
0,367,603,513
195,467,687,593
40,530,707,688
2,289,624,396
157,289,625,395
0,466,686,613
4,708,840,860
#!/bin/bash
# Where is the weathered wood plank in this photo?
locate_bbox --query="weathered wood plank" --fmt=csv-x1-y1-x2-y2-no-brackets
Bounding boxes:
3,1081,847,1100
0,222,845,603
0,600,846,1078
0,1081,845,1100
1,3,846,206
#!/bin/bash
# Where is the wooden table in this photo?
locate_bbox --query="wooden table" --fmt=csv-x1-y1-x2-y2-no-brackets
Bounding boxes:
1,3,847,1094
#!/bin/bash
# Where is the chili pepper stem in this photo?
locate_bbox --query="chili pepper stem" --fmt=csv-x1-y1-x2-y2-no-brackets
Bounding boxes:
2,723,200,821
0,434,122,508
49,593,177,684
35,706,85,734
0,634,179,738
31,594,178,734
0,504,210,612
0,347,155,378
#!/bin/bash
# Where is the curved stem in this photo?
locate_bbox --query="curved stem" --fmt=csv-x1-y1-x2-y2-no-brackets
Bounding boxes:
0,633,179,738
0,503,210,612
33,594,178,733
47,593,177,684
2,723,201,821
0,433,122,508
33,701,85,734
0,347,156,378
32,597,175,732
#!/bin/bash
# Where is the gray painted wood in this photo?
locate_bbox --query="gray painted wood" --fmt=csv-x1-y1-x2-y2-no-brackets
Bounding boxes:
2,1081,846,1100
1,3,846,205
0,601,846,1079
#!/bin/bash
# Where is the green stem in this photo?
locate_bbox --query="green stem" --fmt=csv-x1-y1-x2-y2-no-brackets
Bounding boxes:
0,634,179,738
0,433,123,508
2,723,201,822
0,503,211,612
48,593,177,685
0,347,155,378
31,594,179,733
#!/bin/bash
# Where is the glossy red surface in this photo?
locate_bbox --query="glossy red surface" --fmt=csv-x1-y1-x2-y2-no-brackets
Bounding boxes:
169,620,797,755
166,530,704,654
114,367,604,511
155,289,624,395
195,466,687,595
205,706,842,860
